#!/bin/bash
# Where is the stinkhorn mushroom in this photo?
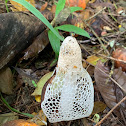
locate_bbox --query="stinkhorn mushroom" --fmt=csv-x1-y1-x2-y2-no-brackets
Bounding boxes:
41,36,94,123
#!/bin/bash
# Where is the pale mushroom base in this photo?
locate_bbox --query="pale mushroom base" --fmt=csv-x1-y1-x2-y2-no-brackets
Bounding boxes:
41,69,94,123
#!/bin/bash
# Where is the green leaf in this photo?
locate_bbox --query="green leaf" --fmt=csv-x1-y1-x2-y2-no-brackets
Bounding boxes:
32,80,37,87
48,29,61,57
56,24,90,38
109,40,115,48
50,58,58,67
5,0,9,12
70,7,83,13
11,0,64,41
55,0,66,17
92,114,100,123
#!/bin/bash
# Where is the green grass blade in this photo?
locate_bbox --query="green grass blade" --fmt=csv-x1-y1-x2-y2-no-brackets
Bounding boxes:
5,0,9,12
55,0,66,17
56,24,90,38
11,0,64,41
48,29,61,58
70,7,83,13
0,92,34,118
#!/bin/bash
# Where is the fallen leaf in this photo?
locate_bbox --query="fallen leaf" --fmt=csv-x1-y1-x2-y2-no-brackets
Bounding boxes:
29,110,47,126
10,0,35,11
35,95,41,102
40,2,48,11
0,67,13,94
66,0,89,11
32,72,53,96
113,68,126,92
3,119,38,126
0,113,18,126
14,67,39,88
92,101,107,115
113,68,126,123
22,31,49,60
112,48,126,72
92,114,100,123
95,61,126,124
83,55,107,67
94,61,121,118
54,7,71,25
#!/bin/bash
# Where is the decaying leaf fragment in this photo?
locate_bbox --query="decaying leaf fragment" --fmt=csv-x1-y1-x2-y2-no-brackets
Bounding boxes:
32,72,53,96
29,110,47,126
0,67,13,94
3,119,38,126
10,0,35,12
113,68,126,122
92,101,107,115
94,61,126,122
94,61,117,109
22,31,49,60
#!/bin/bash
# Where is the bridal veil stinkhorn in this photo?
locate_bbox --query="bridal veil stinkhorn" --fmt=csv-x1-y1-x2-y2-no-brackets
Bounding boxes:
41,36,94,123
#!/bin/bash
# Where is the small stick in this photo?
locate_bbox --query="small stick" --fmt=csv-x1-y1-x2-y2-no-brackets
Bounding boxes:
95,96,126,126
86,7,106,21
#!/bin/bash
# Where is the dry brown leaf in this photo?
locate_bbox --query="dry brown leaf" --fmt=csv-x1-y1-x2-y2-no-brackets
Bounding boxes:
14,67,38,87
112,48,126,72
22,31,49,60
54,7,71,25
94,61,121,118
40,2,48,11
0,113,18,126
10,0,35,12
113,68,126,123
0,67,13,94
92,101,107,115
113,68,126,92
66,9,94,29
94,61,126,124
89,1,113,9
3,119,38,126
29,110,47,126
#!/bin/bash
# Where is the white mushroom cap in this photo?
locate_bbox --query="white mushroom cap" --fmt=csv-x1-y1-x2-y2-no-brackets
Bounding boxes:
58,36,83,73
41,36,94,123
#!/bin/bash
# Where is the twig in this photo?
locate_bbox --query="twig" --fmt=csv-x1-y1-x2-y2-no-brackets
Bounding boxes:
95,96,126,126
95,53,126,64
86,7,106,21
83,20,109,55
96,66,126,93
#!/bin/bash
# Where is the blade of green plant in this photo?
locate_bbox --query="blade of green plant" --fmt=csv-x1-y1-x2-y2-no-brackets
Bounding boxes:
0,92,34,118
56,25,90,38
32,80,37,87
11,0,64,41
70,7,83,13
50,58,58,67
5,0,9,12
48,29,60,58
55,0,66,17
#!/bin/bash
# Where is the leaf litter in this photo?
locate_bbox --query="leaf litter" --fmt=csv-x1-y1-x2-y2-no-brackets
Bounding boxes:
0,0,126,126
